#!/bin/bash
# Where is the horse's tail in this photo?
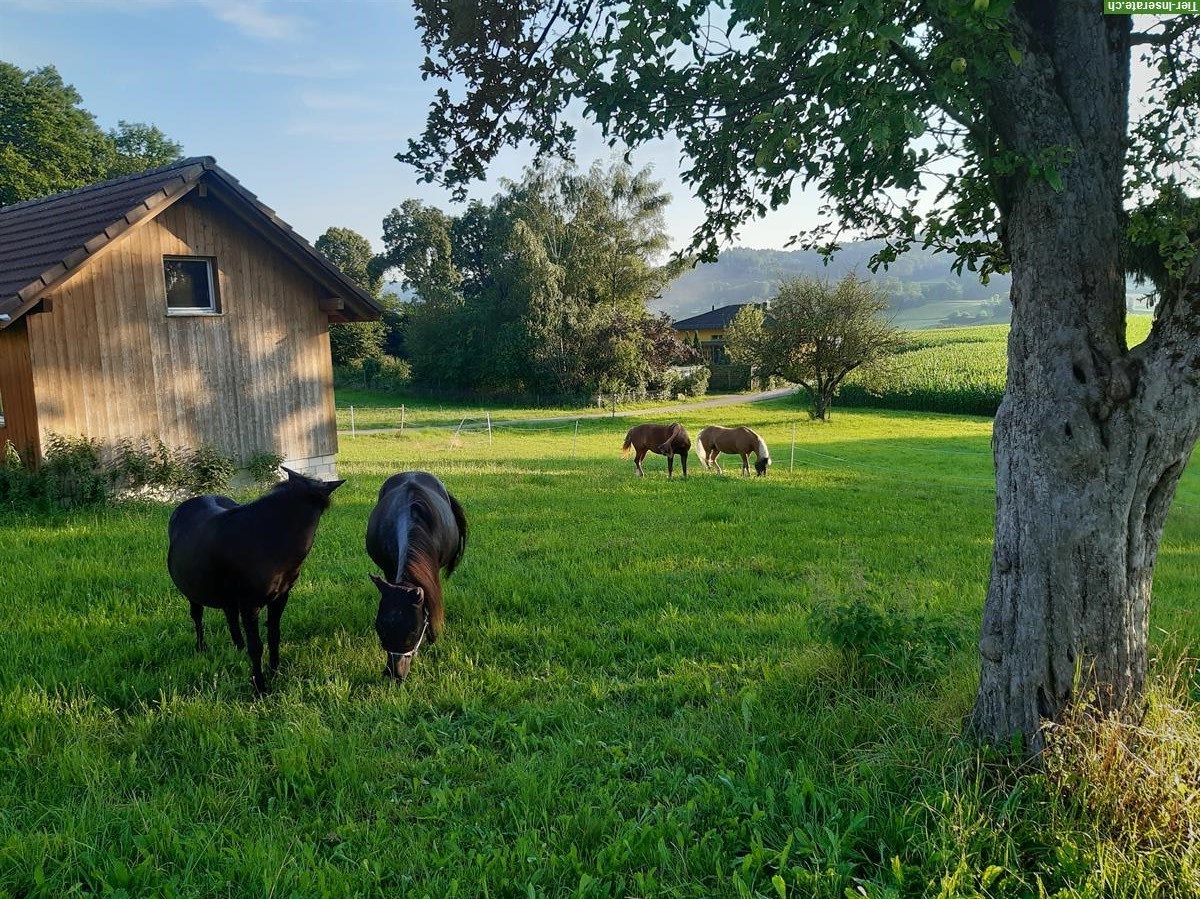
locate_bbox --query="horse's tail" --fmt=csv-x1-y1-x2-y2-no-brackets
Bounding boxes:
656,422,683,455
694,429,709,468
621,428,635,457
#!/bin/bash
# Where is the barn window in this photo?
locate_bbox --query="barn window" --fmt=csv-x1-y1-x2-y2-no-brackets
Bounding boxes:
163,257,219,314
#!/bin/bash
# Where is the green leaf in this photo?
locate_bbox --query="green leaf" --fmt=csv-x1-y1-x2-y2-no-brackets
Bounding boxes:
1007,44,1023,66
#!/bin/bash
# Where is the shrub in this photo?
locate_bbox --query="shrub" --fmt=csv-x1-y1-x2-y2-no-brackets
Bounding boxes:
679,366,710,397
333,355,412,391
246,451,284,487
813,593,962,685
38,434,109,508
184,444,236,494
0,440,34,505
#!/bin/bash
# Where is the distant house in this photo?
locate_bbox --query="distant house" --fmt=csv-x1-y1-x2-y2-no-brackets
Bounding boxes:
672,303,765,364
0,157,381,477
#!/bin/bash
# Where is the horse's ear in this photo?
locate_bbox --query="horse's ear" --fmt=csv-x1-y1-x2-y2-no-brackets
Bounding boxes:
369,573,387,590
281,466,301,481
412,585,425,604
322,479,346,494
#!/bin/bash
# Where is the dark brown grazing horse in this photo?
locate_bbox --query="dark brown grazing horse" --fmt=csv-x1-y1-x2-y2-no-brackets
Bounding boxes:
365,471,468,680
695,425,771,476
621,422,691,479
167,467,344,695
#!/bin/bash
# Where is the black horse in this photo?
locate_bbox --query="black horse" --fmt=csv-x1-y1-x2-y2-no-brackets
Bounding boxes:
167,467,344,694
366,471,467,680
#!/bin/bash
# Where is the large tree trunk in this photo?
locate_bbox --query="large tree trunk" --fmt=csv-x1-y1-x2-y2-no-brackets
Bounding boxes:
969,3,1200,751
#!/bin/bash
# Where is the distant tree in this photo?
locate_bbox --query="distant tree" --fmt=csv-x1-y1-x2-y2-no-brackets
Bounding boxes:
728,275,901,420
0,62,181,206
104,120,182,177
375,161,682,396
315,226,387,367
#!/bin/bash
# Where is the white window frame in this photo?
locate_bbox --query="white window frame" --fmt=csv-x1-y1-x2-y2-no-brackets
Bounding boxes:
163,256,220,316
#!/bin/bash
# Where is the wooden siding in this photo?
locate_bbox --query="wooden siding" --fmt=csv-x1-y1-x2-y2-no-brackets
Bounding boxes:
23,193,337,464
0,318,39,457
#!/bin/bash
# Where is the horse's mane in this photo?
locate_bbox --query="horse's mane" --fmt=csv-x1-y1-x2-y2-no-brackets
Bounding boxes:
402,494,447,636
749,428,769,460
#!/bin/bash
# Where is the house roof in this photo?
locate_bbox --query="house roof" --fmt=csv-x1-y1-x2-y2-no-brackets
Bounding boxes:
672,303,754,331
0,156,383,329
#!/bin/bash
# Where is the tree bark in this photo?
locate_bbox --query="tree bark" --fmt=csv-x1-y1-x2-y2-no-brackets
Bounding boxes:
969,3,1200,751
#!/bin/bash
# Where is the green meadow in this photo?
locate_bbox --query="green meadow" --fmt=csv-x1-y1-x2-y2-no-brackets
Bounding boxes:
3,397,1200,896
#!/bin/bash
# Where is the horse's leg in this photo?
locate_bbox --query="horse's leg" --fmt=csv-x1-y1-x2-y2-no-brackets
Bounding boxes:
712,453,723,475
667,451,674,479
681,449,688,479
240,606,267,695
266,592,289,673
742,453,750,476
635,449,647,477
224,608,245,650
191,602,207,652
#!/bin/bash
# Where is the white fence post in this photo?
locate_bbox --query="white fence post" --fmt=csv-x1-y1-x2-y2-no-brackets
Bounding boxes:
487,411,493,445
790,421,796,472
350,406,356,439
572,420,579,459
400,404,405,435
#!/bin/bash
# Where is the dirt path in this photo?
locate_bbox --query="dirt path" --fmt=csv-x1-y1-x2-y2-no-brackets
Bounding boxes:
339,387,798,435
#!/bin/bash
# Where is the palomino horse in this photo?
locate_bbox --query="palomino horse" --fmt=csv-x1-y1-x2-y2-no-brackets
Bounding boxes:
167,467,344,695
365,471,468,680
695,425,771,476
621,422,691,479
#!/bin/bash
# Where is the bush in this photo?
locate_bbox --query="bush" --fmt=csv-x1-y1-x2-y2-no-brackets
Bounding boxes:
813,593,962,685
39,434,109,508
246,451,284,487
333,355,412,391
0,435,265,509
183,444,236,494
679,366,710,397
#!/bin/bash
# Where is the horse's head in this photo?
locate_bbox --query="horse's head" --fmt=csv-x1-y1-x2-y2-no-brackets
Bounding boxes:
371,574,428,680
281,466,345,509
755,456,771,476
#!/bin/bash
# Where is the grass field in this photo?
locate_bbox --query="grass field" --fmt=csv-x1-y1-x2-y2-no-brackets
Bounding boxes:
334,390,702,433
841,317,1156,417
3,399,1200,896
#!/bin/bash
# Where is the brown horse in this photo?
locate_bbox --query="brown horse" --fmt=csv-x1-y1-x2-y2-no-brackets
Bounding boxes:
695,425,771,476
621,422,691,478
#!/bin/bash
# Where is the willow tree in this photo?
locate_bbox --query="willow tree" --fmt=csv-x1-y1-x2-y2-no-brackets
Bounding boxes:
400,2,1200,751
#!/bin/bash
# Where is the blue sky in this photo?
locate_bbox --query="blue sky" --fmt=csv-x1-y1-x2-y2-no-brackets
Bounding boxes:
0,0,823,255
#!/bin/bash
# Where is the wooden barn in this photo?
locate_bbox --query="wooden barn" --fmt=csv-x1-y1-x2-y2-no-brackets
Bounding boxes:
0,157,381,477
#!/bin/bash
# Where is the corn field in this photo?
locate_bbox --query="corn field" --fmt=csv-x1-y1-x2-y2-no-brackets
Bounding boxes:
839,318,1154,417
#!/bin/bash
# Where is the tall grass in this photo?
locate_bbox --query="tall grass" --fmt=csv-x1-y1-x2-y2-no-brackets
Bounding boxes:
1,402,1198,896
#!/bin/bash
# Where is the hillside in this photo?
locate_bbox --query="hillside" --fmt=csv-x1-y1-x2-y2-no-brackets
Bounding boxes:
655,242,1155,329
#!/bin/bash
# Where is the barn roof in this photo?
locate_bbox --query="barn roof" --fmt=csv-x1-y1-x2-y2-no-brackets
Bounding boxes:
0,156,383,329
672,303,754,331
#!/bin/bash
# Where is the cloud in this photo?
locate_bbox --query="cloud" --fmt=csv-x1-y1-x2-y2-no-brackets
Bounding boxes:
198,0,307,41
